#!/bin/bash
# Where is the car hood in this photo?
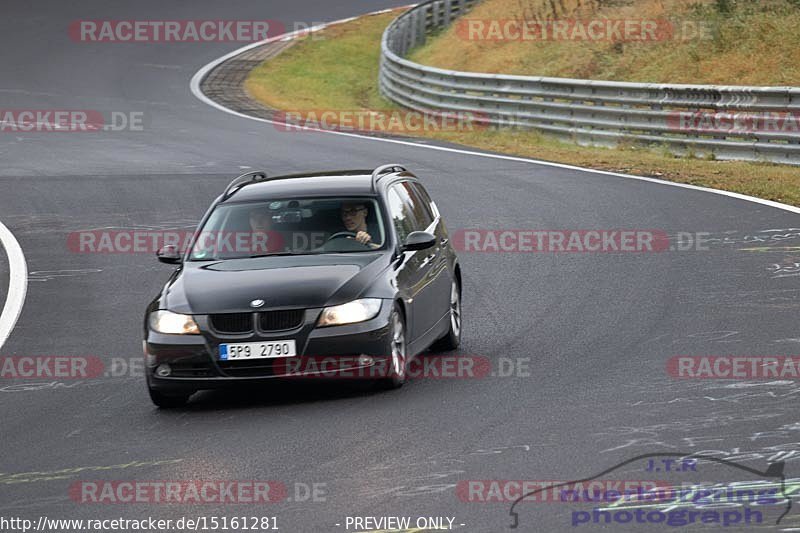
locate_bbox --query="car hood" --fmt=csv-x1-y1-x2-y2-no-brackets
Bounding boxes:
164,253,388,314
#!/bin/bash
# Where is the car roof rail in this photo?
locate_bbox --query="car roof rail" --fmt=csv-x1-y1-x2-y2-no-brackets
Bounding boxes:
371,164,407,192
222,171,270,200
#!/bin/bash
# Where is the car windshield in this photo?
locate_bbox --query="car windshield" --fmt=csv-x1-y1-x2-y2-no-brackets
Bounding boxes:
188,197,386,260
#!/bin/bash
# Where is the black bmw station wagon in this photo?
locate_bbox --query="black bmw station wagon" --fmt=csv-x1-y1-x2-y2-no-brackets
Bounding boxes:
143,165,462,407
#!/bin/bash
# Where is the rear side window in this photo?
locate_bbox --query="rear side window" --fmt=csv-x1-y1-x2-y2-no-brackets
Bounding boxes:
407,182,437,228
394,181,432,231
386,187,416,242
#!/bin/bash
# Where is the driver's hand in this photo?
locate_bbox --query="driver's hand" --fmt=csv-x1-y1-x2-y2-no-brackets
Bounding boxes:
355,231,372,244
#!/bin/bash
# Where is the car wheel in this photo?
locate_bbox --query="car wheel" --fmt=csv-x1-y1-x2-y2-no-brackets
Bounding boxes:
431,278,461,352
377,303,407,389
148,385,191,408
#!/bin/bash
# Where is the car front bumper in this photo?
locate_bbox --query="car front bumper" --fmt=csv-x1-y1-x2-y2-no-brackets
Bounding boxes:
144,302,394,392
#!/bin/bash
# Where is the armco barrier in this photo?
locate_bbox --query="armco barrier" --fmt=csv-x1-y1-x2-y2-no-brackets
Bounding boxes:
379,0,800,164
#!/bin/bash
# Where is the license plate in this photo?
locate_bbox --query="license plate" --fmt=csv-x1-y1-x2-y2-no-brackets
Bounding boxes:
219,340,296,360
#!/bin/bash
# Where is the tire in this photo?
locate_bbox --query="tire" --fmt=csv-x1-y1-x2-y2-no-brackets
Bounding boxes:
148,385,191,408
376,302,407,389
431,277,462,352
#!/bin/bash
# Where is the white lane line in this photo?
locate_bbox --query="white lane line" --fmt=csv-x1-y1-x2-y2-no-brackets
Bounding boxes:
0,219,27,350
189,10,800,217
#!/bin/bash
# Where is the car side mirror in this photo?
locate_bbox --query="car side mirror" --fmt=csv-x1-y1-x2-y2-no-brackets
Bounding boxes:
156,245,182,264
402,231,436,252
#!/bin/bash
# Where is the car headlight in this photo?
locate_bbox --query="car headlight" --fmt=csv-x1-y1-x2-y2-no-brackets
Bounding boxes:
149,310,200,335
317,298,382,327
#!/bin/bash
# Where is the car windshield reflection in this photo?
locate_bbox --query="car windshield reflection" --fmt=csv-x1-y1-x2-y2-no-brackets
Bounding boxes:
187,197,386,261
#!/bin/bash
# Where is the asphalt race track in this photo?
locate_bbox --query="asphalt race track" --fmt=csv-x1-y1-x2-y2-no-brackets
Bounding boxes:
2,1,800,532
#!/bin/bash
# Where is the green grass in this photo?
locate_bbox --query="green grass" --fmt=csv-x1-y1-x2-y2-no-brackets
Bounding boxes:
410,0,800,85
246,12,394,111
245,7,800,206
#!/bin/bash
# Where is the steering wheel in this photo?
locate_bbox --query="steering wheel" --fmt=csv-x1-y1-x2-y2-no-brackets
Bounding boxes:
321,231,373,251
326,231,358,242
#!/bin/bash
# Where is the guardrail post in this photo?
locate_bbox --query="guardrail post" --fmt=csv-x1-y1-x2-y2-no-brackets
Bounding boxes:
418,4,427,45
409,10,418,49
443,0,452,27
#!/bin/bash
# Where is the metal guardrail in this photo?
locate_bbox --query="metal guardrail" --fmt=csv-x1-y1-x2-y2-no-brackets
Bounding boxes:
379,0,800,164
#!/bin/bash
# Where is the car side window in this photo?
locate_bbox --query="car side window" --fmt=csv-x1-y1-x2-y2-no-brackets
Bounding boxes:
393,181,432,232
386,186,416,243
407,182,437,228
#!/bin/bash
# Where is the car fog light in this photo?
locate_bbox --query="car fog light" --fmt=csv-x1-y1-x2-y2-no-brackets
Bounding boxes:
155,364,172,377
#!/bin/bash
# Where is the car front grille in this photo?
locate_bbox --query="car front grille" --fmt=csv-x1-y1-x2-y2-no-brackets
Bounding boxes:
259,309,304,331
210,313,253,334
209,310,305,335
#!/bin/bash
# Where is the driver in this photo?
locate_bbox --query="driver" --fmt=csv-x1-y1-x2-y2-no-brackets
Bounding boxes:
340,201,377,246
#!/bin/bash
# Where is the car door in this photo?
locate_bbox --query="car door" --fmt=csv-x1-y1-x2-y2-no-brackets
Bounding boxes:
386,183,434,344
407,182,452,325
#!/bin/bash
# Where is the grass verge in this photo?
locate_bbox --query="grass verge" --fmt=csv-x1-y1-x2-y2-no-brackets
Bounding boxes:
245,8,800,206
410,0,800,85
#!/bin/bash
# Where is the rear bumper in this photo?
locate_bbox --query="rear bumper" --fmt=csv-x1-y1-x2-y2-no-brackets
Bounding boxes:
144,302,393,391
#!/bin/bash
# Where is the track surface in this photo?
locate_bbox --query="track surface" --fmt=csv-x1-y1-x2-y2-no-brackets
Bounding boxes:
2,1,800,532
